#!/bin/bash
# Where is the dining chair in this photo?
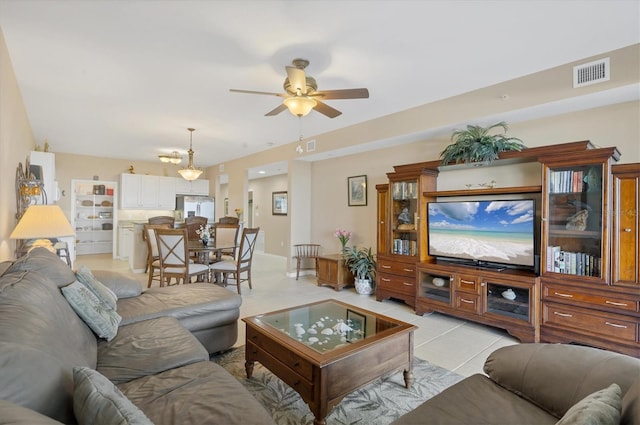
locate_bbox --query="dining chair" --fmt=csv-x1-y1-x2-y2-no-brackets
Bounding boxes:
211,222,240,262
148,215,175,227
209,227,260,294
293,244,321,280
218,216,239,225
155,228,209,286
143,223,172,280
184,216,208,241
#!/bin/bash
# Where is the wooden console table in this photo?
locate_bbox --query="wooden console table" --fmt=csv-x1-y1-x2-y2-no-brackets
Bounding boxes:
316,254,354,291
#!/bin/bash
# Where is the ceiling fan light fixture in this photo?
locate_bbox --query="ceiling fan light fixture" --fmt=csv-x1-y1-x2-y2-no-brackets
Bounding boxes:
178,128,203,181
284,96,317,117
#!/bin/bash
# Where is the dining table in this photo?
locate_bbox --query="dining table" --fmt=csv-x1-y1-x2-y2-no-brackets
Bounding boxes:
187,240,236,283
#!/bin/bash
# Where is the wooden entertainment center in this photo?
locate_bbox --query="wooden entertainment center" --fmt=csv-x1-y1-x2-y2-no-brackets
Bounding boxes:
376,141,640,356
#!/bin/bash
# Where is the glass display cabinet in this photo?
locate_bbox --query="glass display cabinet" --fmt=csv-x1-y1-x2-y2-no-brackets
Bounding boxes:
543,163,606,281
376,163,438,308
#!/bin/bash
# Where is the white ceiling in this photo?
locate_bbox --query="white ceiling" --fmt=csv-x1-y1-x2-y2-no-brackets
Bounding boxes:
1,0,639,172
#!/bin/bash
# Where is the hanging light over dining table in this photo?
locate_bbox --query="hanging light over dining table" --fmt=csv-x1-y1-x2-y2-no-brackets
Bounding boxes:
178,127,203,181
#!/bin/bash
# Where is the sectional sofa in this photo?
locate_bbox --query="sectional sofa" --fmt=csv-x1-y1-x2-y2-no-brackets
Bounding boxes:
0,248,275,425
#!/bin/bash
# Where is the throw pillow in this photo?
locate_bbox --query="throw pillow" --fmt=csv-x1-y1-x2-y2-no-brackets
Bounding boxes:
73,367,153,425
76,265,118,309
556,383,622,425
62,281,121,341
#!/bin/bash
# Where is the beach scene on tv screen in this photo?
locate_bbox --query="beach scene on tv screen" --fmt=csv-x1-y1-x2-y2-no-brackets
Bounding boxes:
428,200,535,267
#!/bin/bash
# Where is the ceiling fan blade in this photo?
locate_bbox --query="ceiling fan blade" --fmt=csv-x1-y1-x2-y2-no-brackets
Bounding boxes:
229,89,286,97
312,88,370,100
286,66,307,95
265,103,288,116
313,100,342,118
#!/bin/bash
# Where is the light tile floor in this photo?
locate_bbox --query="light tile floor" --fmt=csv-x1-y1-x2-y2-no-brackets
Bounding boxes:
76,252,519,377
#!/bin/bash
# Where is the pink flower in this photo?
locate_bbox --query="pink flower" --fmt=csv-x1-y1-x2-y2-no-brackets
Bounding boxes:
334,228,352,247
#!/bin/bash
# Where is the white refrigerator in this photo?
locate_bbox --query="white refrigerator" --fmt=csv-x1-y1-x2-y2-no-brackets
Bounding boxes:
176,195,215,222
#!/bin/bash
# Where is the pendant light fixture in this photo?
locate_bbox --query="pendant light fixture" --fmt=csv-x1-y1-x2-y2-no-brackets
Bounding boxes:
178,128,203,181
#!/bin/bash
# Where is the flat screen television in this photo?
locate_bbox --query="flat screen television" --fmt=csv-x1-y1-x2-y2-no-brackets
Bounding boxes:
427,199,536,269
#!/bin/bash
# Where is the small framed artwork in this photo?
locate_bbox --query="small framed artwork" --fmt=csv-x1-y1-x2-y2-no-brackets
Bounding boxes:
272,191,288,215
346,309,366,341
224,198,229,216
347,175,367,206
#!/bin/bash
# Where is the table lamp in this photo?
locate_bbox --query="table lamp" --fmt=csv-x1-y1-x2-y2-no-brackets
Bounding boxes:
10,205,75,255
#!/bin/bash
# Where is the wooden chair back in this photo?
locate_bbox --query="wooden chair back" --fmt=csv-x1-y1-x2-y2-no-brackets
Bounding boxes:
155,228,210,286
293,244,321,280
184,216,208,241
213,223,240,258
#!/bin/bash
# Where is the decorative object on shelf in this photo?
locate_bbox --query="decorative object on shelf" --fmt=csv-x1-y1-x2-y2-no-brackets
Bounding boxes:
398,207,411,224
272,191,288,215
347,175,367,206
343,246,377,295
158,150,182,164
178,128,203,181
585,167,601,193
432,277,446,287
465,180,497,189
501,288,516,300
334,228,352,252
440,121,525,165
195,224,213,245
565,209,589,231
128,165,135,174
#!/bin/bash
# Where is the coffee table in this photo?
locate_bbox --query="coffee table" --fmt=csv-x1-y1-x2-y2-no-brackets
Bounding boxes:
243,299,416,425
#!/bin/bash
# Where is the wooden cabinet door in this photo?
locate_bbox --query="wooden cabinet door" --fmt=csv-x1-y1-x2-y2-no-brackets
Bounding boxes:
612,164,640,287
376,184,388,256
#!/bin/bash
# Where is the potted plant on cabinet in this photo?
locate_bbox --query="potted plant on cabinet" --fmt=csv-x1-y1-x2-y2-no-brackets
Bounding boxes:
343,246,377,295
439,121,525,165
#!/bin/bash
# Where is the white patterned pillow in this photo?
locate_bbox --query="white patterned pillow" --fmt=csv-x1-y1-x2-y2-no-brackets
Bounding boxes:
73,367,153,425
62,281,121,341
75,266,118,309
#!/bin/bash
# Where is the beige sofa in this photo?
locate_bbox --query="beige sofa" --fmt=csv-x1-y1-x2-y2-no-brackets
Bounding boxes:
0,248,275,425
393,343,640,425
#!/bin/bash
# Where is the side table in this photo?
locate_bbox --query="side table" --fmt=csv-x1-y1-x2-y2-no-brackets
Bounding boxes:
316,254,354,291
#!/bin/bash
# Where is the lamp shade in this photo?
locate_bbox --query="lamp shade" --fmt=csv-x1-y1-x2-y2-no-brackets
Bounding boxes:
178,166,203,181
10,205,75,239
284,96,317,117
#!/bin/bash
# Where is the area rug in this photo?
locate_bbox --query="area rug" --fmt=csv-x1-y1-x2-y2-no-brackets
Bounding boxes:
211,347,464,425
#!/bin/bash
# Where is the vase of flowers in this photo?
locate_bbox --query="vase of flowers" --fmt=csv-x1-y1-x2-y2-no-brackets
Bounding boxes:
196,224,212,245
235,208,243,220
334,228,352,253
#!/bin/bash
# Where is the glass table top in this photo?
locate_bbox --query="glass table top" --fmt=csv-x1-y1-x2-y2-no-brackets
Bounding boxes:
254,300,401,354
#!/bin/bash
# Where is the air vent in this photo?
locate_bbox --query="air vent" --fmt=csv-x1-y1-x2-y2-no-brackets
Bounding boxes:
573,57,610,88
306,139,316,152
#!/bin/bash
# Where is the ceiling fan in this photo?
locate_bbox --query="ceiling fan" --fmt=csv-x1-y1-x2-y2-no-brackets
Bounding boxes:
229,58,369,118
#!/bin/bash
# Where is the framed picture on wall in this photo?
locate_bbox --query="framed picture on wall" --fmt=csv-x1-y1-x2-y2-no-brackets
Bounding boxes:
224,198,229,216
348,175,367,206
272,191,288,215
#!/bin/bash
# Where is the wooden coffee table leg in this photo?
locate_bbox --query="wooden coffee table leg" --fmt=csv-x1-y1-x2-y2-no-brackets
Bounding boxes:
245,360,254,378
403,368,414,389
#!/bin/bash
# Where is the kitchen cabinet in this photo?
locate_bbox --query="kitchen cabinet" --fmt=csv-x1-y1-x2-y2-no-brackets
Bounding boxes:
175,178,209,195
118,226,133,259
71,179,117,256
120,174,176,209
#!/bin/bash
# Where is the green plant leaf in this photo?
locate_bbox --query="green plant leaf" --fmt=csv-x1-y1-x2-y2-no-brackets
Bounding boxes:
440,121,524,165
